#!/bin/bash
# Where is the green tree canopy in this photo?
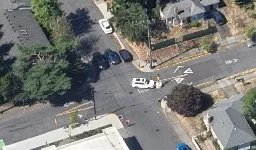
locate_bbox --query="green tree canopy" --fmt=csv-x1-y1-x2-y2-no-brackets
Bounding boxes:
243,88,256,120
31,0,62,31
111,0,147,42
12,45,71,102
167,84,203,117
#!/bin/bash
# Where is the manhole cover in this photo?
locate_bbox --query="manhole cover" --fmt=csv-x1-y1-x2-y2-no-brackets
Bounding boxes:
129,91,133,94
144,111,148,113
155,129,159,132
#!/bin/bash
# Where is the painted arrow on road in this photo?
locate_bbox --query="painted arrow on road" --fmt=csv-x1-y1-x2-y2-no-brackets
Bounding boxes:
174,66,184,73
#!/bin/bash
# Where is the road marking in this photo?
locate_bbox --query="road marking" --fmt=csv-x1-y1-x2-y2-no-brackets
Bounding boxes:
174,66,184,73
137,88,150,93
183,68,193,74
174,77,184,84
225,58,238,64
56,101,94,116
187,82,193,85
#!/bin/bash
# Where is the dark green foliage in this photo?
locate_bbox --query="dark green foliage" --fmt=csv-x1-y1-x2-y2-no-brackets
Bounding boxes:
31,0,62,32
243,88,256,120
111,0,147,42
166,84,203,117
191,20,201,27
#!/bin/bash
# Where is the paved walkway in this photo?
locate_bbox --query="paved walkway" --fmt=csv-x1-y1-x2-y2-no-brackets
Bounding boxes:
2,114,126,150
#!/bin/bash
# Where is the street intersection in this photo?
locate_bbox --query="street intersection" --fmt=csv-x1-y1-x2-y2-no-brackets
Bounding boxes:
1,0,256,149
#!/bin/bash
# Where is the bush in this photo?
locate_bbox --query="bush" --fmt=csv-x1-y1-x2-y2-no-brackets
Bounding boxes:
247,10,256,19
212,139,221,150
245,26,256,38
200,36,216,53
191,20,201,27
166,84,204,117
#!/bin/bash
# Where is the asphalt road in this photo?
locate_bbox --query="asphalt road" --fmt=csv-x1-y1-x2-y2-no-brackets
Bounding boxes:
1,0,256,150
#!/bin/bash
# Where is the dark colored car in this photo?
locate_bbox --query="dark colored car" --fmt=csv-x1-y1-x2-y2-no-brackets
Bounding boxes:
104,49,121,65
92,52,109,70
119,49,133,62
212,10,225,25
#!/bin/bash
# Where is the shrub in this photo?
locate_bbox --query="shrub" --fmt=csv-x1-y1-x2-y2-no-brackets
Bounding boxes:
200,36,216,53
166,84,204,117
247,10,256,19
245,26,256,38
191,20,201,27
212,139,221,150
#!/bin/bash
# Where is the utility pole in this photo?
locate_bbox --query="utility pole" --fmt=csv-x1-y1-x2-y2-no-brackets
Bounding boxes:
91,88,97,120
147,16,153,69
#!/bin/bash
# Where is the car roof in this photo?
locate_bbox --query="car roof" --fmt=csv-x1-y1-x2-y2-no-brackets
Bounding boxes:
102,21,109,27
133,78,146,82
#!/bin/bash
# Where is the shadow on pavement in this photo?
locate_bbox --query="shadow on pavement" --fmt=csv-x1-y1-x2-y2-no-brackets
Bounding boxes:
124,136,143,150
66,8,95,36
201,93,214,111
76,35,99,57
0,42,16,76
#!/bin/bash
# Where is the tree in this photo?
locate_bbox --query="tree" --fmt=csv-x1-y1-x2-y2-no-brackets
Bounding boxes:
245,26,256,39
31,0,62,31
12,45,71,102
243,88,256,120
111,0,148,42
69,110,78,128
233,0,252,7
51,16,74,43
0,73,22,102
166,84,203,117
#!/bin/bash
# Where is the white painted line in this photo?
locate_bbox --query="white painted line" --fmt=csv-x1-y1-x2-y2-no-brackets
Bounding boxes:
137,88,150,93
183,68,193,74
174,66,184,73
187,82,193,85
174,77,184,84
225,58,238,64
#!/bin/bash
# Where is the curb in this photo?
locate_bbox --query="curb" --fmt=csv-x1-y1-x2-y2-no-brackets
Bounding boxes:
131,61,156,73
155,51,209,71
195,81,213,88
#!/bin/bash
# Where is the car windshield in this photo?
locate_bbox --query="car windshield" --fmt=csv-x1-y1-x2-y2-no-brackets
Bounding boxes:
106,26,110,29
145,79,150,84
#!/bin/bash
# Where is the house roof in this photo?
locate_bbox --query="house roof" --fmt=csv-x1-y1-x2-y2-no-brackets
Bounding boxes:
206,94,256,149
6,9,51,46
200,0,220,7
161,0,205,19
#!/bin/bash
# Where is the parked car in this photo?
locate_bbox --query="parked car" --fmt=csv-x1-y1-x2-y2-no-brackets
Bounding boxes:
119,49,133,62
92,52,109,70
131,78,155,89
104,49,121,65
176,143,191,150
247,34,256,48
99,19,113,34
212,10,225,25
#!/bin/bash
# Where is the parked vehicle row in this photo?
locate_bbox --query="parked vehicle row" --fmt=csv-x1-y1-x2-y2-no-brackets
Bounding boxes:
92,49,133,70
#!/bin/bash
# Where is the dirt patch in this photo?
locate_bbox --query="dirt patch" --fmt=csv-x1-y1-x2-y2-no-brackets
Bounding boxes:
234,77,256,93
208,89,227,102
220,0,256,36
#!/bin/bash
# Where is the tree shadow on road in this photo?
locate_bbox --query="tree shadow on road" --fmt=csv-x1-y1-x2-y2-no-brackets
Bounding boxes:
76,35,99,56
66,8,95,36
49,84,94,107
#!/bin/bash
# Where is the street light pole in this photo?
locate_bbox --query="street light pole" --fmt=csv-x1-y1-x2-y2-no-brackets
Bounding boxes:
91,88,97,120
147,16,153,69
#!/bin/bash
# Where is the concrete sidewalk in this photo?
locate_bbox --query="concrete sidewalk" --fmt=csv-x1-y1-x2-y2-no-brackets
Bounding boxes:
2,114,126,150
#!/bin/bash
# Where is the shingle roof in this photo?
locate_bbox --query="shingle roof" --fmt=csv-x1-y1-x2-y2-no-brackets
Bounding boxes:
161,0,205,19
200,0,220,7
206,94,256,149
6,9,51,46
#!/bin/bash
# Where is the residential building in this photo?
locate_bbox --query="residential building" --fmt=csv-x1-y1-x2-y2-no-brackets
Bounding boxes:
160,0,220,27
203,94,256,150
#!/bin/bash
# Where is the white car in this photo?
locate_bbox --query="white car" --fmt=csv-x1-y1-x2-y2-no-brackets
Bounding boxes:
132,78,155,89
99,19,113,34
